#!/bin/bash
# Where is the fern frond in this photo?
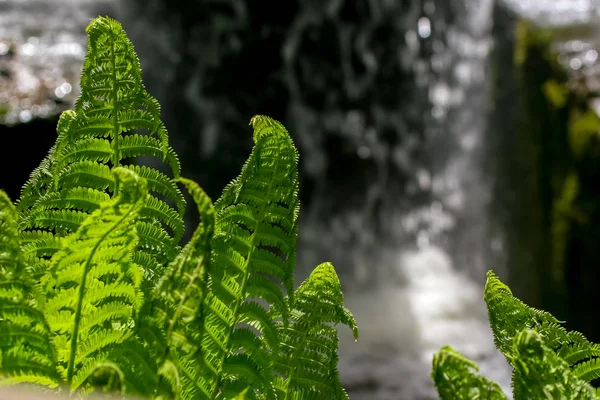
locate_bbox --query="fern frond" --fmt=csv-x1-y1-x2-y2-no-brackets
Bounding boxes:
145,178,215,398
431,346,507,400
484,270,554,357
512,329,598,399
273,262,358,400
214,115,299,298
40,168,146,390
86,338,160,397
191,116,300,398
153,178,214,344
0,191,59,387
485,271,600,386
17,16,183,285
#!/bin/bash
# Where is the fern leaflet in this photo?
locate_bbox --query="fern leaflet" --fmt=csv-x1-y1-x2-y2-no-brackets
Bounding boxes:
0,191,59,388
485,271,600,386
431,346,507,400
512,329,597,399
41,168,146,391
273,262,358,400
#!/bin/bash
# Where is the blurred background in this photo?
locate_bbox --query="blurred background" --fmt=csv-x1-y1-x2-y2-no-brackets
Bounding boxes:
2,0,600,398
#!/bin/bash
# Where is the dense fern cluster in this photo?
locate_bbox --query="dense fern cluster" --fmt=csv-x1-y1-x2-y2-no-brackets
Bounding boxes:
0,16,357,399
17,17,184,285
432,271,600,399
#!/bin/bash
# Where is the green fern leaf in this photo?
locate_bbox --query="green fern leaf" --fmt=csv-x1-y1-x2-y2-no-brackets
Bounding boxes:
485,271,600,386
431,346,507,400
40,168,146,390
145,178,215,398
512,329,598,399
17,16,183,287
273,262,357,400
192,115,300,398
0,191,60,387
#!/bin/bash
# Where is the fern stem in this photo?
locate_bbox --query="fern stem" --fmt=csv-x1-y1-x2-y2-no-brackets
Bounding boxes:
153,268,197,393
281,315,317,399
66,204,135,383
211,148,280,398
211,238,258,398
110,40,120,171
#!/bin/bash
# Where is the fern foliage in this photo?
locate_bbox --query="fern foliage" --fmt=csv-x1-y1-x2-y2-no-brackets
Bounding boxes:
485,271,600,390
186,115,302,399
145,178,216,399
432,271,600,400
0,191,59,388
42,167,147,391
168,116,357,400
17,16,184,286
431,346,506,400
273,262,358,400
511,329,597,399
0,16,357,400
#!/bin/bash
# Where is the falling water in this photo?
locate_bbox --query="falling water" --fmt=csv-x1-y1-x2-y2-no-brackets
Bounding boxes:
0,0,513,398
323,0,514,397
0,0,117,125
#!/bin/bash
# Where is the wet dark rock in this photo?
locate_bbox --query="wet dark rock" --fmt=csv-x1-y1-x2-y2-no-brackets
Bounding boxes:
0,116,59,201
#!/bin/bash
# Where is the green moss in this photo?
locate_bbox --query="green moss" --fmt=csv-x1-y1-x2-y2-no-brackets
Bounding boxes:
515,18,600,341
568,109,600,160
544,80,569,109
514,20,554,67
514,18,570,316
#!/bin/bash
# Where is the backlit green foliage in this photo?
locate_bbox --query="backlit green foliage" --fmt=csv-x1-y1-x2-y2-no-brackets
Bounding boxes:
431,346,506,400
432,271,600,400
0,16,357,400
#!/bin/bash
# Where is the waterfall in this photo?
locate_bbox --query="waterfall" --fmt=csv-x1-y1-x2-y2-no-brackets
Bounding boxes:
113,1,514,398
0,0,121,125
324,0,514,397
